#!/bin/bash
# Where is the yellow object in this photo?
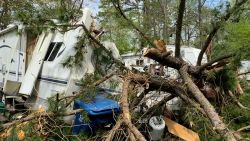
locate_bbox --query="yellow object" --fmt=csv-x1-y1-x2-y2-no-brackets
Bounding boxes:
164,118,200,141
17,130,25,140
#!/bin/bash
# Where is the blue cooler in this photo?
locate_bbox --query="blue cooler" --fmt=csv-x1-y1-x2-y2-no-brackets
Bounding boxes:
72,96,120,135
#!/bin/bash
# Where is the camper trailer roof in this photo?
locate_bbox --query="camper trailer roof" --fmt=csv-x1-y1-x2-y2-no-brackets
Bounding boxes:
0,25,18,36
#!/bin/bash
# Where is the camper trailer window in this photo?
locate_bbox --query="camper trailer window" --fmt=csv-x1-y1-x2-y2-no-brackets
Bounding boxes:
136,59,144,66
45,42,62,61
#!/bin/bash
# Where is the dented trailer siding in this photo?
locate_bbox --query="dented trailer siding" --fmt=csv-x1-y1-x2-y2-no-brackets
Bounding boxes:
0,8,121,116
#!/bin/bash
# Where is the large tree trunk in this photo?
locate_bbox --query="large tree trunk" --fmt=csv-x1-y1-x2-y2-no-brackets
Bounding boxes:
121,77,147,141
175,0,186,58
179,65,238,141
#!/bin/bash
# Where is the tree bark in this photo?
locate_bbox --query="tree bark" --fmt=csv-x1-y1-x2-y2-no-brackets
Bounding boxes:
179,65,238,141
237,125,250,132
121,77,146,141
130,73,206,115
105,119,123,141
198,54,234,71
175,0,186,58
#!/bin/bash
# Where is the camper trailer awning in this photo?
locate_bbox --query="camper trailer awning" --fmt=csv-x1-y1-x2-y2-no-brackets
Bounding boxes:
0,25,18,36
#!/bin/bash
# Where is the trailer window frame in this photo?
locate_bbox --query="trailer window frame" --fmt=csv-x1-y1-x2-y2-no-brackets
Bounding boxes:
45,42,63,61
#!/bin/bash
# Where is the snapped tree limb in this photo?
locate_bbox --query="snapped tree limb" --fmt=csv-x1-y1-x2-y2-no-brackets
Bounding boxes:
179,65,238,141
121,77,147,141
197,53,234,71
238,70,250,76
130,73,206,115
237,125,250,132
105,119,123,141
1,109,83,130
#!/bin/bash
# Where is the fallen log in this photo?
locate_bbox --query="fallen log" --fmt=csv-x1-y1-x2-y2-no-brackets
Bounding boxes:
121,77,146,141
179,65,238,141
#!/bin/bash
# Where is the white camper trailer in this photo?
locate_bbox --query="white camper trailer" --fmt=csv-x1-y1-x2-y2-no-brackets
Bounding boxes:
121,45,208,112
122,45,207,79
0,9,121,112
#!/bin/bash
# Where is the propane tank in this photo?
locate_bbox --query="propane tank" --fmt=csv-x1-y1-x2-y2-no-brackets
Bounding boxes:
149,116,165,141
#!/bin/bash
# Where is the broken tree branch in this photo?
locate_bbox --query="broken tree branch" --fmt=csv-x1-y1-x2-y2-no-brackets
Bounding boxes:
238,70,250,76
105,119,123,141
197,0,248,66
179,65,238,141
130,73,206,115
81,23,126,69
198,54,234,71
228,90,250,111
237,125,250,132
1,109,83,130
121,77,146,141
175,0,186,58
144,49,184,69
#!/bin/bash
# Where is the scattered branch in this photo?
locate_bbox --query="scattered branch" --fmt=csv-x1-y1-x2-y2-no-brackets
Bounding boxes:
198,54,234,71
105,119,123,141
238,70,250,76
228,90,250,111
121,77,146,141
179,65,238,141
1,109,83,130
237,125,250,132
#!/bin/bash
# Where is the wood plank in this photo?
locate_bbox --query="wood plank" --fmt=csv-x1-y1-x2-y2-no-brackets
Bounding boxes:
164,117,200,141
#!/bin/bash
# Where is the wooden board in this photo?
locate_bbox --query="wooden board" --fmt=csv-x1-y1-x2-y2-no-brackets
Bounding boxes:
164,118,200,141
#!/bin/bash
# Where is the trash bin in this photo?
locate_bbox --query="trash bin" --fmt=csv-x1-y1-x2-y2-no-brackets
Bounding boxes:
72,96,120,135
149,116,165,141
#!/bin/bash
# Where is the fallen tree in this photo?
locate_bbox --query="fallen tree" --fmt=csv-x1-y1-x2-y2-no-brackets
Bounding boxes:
1,0,249,140
107,0,249,140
